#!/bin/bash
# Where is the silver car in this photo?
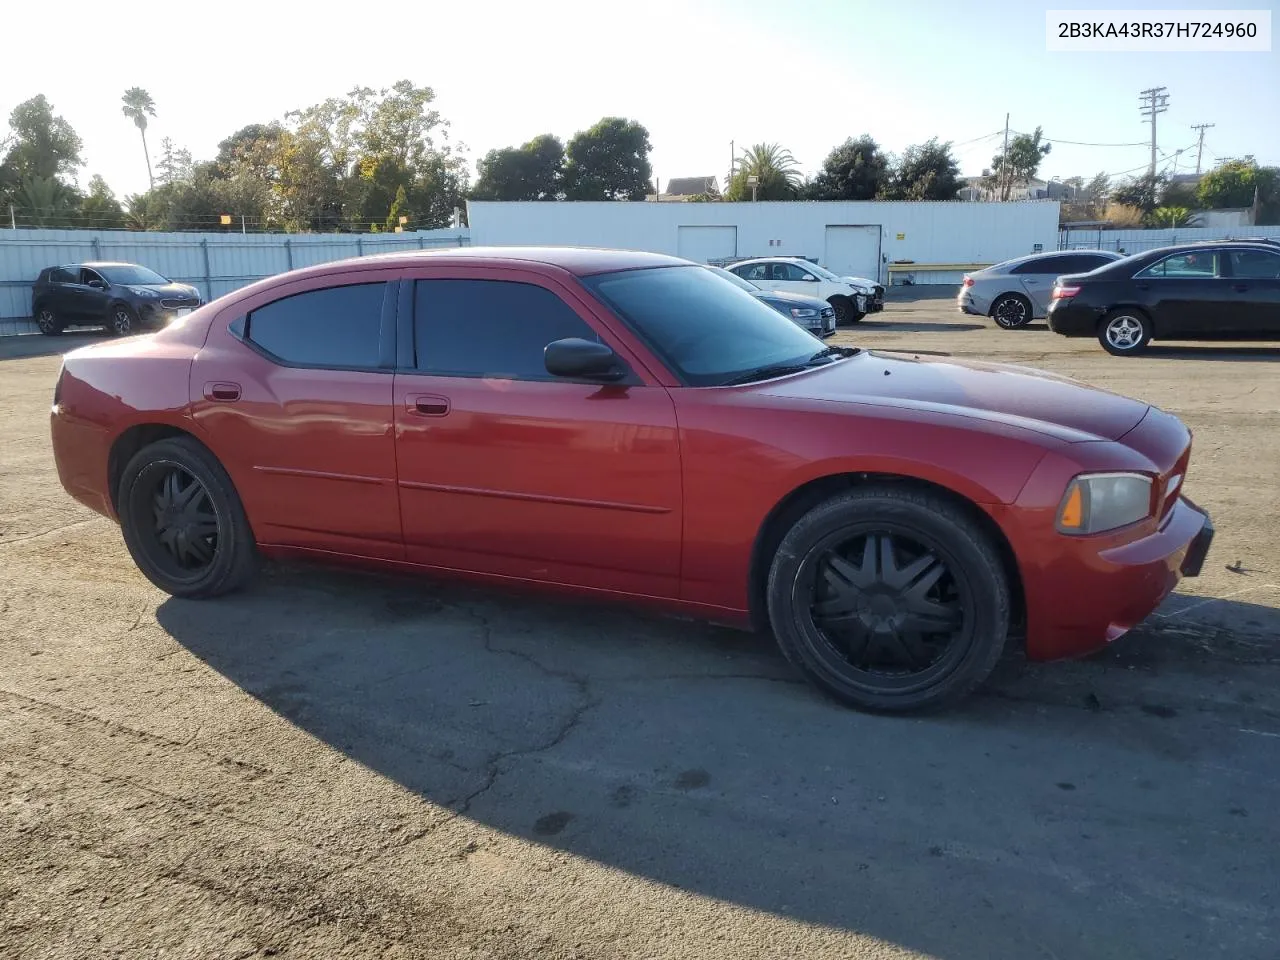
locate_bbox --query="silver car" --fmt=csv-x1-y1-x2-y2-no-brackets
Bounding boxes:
958,250,1124,329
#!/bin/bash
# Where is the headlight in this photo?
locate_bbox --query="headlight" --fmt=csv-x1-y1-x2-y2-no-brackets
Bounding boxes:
1056,472,1154,535
127,286,159,297
790,307,820,318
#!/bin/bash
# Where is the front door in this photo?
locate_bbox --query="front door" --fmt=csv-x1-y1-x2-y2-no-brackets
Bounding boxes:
392,268,683,598
769,260,824,296
1227,248,1280,337
1135,250,1240,337
189,273,403,559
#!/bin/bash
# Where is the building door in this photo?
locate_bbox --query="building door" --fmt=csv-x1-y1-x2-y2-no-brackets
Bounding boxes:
823,225,882,281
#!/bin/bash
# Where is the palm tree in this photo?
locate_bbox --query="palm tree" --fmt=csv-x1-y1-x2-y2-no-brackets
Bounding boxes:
728,142,802,200
121,87,157,190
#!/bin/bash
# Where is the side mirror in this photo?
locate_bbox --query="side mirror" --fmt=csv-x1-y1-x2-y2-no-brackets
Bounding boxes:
544,338,625,381
801,274,817,282
87,279,107,290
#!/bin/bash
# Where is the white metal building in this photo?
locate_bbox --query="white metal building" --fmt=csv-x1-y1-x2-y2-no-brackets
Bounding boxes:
467,200,1062,285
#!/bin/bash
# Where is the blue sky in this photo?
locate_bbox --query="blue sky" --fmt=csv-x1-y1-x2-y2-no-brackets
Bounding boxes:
3,0,1276,199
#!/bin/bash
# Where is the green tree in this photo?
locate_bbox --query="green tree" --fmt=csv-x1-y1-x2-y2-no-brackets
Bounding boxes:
13,175,82,227
562,117,653,201
985,126,1052,200
473,134,564,201
1197,158,1280,222
0,95,84,206
1143,205,1195,228
80,174,125,228
724,142,802,201
155,137,193,186
807,136,888,200
121,87,157,190
1111,173,1165,214
880,139,963,201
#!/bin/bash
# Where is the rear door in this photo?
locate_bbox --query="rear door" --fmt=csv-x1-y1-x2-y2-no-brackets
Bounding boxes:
190,270,403,559
1010,255,1076,315
391,265,683,597
1226,248,1280,337
732,261,776,291
1133,250,1237,337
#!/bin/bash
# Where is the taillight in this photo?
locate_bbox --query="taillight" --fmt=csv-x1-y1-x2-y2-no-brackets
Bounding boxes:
962,276,974,287
1052,284,1081,300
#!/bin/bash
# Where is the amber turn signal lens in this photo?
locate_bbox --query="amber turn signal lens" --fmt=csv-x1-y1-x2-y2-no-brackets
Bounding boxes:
1058,483,1084,530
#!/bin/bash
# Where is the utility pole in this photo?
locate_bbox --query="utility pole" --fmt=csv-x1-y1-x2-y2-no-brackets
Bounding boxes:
8,204,15,230
1191,122,1214,175
1000,113,1010,201
729,140,735,190
1139,87,1169,178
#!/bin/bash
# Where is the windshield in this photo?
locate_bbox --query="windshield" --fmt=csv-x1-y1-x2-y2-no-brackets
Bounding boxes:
804,262,844,281
706,265,760,292
97,264,169,285
583,265,827,387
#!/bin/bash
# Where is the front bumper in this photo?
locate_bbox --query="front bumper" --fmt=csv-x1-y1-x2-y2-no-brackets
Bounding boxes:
868,286,885,312
1017,495,1213,662
138,300,200,328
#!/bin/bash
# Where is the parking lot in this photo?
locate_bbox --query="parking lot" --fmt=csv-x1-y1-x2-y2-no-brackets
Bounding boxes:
3,300,1280,959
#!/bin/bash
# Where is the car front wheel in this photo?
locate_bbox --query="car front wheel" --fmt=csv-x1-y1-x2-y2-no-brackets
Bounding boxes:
108,304,139,337
829,296,863,325
118,436,258,598
1098,310,1152,355
766,486,1011,713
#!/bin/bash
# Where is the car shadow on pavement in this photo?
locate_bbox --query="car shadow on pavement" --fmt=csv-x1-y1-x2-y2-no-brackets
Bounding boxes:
0,332,107,361
156,563,1280,960
854,320,986,333
1140,344,1280,362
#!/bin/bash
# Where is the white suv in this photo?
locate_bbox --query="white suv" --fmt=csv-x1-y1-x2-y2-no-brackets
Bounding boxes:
726,257,883,323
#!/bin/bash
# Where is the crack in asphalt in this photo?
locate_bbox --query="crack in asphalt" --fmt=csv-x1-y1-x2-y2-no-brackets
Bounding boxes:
0,518,104,547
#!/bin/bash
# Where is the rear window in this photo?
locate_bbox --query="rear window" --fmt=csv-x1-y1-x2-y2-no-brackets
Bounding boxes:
246,282,386,369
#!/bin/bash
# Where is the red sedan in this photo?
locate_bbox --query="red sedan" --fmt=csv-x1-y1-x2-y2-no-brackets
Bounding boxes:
50,247,1214,712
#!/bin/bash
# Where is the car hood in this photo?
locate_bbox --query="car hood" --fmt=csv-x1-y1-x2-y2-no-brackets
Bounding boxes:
757,350,1150,443
839,276,879,288
133,282,200,298
754,290,831,309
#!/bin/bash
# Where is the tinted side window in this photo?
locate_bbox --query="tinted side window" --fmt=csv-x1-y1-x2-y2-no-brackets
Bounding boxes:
1056,254,1110,274
1011,257,1066,275
246,282,385,369
80,269,104,285
414,279,599,380
51,267,79,283
1137,252,1221,279
1230,250,1280,279
772,262,815,281
740,263,770,281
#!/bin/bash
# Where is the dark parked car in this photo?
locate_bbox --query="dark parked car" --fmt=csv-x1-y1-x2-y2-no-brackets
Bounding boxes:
707,265,837,337
52,247,1212,713
33,262,203,337
1048,242,1280,355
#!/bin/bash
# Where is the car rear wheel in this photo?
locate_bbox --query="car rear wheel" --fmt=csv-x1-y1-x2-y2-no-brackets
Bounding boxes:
991,294,1032,329
36,306,63,336
109,304,139,337
1098,310,1152,356
118,437,258,599
766,486,1010,713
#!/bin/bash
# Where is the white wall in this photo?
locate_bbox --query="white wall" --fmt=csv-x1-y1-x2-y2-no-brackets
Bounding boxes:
467,200,1062,284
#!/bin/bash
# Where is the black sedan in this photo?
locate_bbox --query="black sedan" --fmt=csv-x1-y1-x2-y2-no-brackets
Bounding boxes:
32,261,203,337
1048,241,1280,355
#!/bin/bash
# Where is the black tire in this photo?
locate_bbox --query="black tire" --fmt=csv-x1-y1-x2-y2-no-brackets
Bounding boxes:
35,304,63,336
108,303,139,337
766,486,1010,713
829,296,863,325
991,294,1032,329
118,436,258,599
1098,308,1152,356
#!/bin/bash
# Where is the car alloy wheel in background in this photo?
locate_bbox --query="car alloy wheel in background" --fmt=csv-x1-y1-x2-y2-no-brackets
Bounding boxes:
1099,311,1152,356
110,306,136,337
991,294,1031,329
36,308,62,336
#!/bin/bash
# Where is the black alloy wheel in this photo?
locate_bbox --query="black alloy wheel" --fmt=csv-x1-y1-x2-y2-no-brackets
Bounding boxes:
119,437,257,598
991,294,1032,329
767,487,1010,712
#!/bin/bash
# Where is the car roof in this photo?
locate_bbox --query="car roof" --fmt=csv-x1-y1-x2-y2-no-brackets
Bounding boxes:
350,245,689,277
1131,240,1280,259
